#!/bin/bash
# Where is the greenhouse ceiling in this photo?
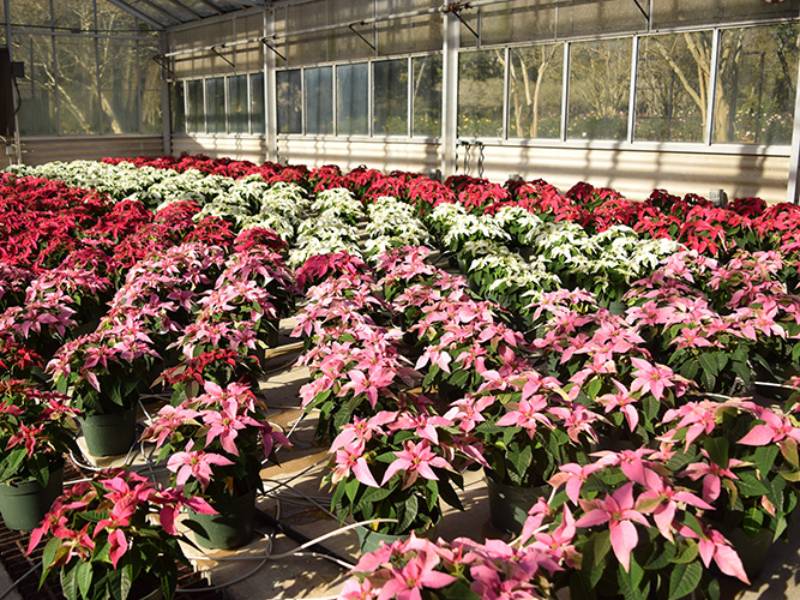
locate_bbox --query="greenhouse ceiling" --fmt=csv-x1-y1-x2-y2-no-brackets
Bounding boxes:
107,0,264,29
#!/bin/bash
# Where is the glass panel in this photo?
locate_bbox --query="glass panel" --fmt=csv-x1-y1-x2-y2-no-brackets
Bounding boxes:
172,82,186,134
568,38,632,140
507,44,562,139
14,33,56,136
373,59,408,136
336,63,368,135
375,0,442,54
412,54,442,138
556,0,646,37
205,77,225,134
458,49,505,138
10,0,51,27
227,74,248,134
277,69,302,134
714,23,800,145
475,0,556,46
654,0,800,29
635,31,712,143
56,36,101,134
250,72,265,134
98,39,160,134
304,66,333,134
186,79,204,132
139,40,162,135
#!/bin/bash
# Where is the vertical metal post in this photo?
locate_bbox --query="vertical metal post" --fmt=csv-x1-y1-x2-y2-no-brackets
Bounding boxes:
441,5,460,176
786,51,800,203
92,0,102,134
368,59,373,137
407,56,413,138
627,35,639,144
49,0,59,135
705,28,720,145
264,5,278,161
560,41,569,141
4,0,21,163
160,31,171,154
501,46,509,140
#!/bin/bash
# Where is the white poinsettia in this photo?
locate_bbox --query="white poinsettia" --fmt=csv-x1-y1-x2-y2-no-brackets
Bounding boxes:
362,196,430,260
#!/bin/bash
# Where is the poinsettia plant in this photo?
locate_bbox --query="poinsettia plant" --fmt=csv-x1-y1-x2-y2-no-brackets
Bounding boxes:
141,381,287,505
0,381,78,486
28,470,215,600
325,399,481,537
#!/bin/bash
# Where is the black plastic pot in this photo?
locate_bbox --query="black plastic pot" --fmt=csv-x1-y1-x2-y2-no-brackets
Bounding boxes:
187,488,256,550
81,407,137,457
486,472,549,535
0,465,63,531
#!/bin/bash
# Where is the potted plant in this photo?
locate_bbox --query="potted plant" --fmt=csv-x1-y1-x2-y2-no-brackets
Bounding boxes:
325,399,479,552
141,381,287,549
49,321,158,457
28,470,215,600
0,381,78,530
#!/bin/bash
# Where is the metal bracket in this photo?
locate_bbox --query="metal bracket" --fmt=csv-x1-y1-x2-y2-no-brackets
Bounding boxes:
151,54,175,81
445,3,479,40
348,22,376,51
261,37,286,62
632,0,649,20
211,45,236,70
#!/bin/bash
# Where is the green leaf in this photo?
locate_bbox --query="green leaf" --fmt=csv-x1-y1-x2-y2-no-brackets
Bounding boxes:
41,537,63,571
60,564,79,600
703,437,729,467
668,560,702,600
76,562,93,600
754,445,779,477
116,563,133,600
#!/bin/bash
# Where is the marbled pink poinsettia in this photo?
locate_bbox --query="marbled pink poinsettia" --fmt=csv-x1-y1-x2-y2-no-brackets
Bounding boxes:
576,482,649,571
166,440,234,490
381,440,453,488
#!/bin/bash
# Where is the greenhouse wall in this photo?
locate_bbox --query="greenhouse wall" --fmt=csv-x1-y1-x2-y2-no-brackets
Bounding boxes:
165,0,800,202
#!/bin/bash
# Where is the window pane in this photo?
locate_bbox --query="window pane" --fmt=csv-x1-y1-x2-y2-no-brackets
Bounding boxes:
186,80,204,132
508,44,562,139
227,75,248,134
277,69,302,134
635,31,711,143
304,66,333,134
373,59,408,136
568,38,631,140
250,73,265,134
412,54,442,137
205,77,225,133
458,50,504,138
14,33,56,136
336,63,368,135
654,0,800,29
714,23,800,145
172,82,185,134
56,36,101,134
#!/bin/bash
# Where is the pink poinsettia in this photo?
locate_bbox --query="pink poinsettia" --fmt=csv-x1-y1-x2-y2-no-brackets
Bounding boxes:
381,440,453,488
629,357,675,401
681,450,745,503
738,407,800,446
576,482,650,571
678,524,750,584
166,441,234,490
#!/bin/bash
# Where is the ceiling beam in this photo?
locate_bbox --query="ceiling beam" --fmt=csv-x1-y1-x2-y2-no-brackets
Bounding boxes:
137,0,185,23
194,0,225,14
161,0,205,19
106,0,165,29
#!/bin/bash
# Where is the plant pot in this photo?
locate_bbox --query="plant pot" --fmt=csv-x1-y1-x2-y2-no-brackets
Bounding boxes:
187,488,256,550
0,466,63,531
80,408,137,457
485,472,549,535
720,525,775,580
354,525,405,553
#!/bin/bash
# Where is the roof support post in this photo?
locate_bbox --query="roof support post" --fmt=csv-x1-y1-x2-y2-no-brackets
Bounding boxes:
441,4,459,178
787,47,800,203
160,31,172,155
264,5,278,163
